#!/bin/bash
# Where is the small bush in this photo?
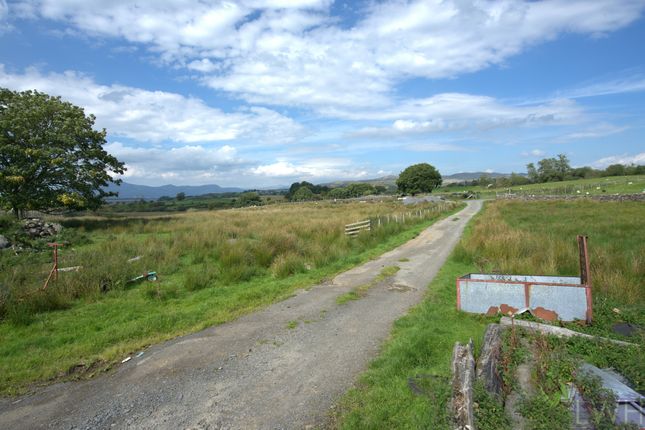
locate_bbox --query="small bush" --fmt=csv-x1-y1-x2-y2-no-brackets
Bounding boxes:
6,288,71,326
0,214,17,231
221,263,258,284
473,380,511,430
142,282,180,300
270,253,305,278
184,265,218,291
519,391,572,430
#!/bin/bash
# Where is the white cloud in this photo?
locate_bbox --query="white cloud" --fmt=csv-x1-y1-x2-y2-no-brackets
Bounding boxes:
11,0,644,111
521,149,546,157
105,142,249,184
0,0,9,32
563,75,645,99
405,142,468,152
593,152,645,168
187,58,220,73
557,123,628,142
349,94,582,136
0,65,305,144
252,158,369,179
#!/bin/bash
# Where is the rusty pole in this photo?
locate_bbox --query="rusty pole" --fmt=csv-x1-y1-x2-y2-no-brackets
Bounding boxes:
43,243,64,290
577,235,593,323
577,235,590,286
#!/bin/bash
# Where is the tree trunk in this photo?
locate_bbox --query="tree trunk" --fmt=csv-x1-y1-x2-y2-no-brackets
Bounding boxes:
12,205,23,220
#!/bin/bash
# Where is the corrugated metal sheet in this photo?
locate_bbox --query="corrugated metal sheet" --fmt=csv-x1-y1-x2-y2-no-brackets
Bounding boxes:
457,273,592,322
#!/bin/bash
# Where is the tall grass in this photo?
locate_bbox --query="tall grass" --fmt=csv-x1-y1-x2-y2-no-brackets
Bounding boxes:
0,201,457,323
454,200,644,304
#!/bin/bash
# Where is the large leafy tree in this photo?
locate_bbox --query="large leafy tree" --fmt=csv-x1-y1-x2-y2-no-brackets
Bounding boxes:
396,163,442,195
537,154,571,182
0,88,125,218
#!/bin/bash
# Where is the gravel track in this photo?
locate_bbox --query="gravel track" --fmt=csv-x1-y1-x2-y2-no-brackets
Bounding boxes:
0,200,481,430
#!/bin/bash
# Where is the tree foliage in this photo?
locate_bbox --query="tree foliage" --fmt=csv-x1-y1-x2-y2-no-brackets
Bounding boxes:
238,191,262,205
396,163,442,195
291,186,314,201
285,181,329,200
0,88,125,217
537,154,571,182
524,153,645,184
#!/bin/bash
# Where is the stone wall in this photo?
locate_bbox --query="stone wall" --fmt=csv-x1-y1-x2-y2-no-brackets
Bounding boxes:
496,193,645,202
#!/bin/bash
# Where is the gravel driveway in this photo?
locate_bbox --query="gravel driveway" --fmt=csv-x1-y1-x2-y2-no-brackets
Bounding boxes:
0,200,482,430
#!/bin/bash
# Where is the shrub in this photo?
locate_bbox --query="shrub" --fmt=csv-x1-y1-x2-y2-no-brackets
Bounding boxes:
271,253,305,278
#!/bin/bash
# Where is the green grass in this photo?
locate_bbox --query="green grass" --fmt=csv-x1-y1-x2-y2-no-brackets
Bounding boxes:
336,265,400,305
335,199,644,429
335,257,489,429
0,202,462,395
438,174,645,198
460,200,644,305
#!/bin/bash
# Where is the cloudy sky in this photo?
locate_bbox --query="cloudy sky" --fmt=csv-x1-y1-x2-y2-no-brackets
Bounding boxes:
1,0,644,187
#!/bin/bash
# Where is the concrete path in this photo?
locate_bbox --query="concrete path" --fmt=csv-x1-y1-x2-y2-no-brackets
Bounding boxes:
0,201,482,430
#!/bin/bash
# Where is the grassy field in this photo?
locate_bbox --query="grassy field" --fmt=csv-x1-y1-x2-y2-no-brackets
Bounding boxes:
335,199,644,429
438,174,645,198
0,200,459,395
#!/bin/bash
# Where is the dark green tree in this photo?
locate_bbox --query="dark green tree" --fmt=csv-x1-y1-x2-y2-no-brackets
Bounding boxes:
374,185,387,194
396,163,442,195
603,164,625,177
508,173,530,186
238,191,262,206
346,183,375,197
537,154,570,182
526,163,539,183
292,186,314,201
328,187,350,199
176,192,186,201
0,88,125,218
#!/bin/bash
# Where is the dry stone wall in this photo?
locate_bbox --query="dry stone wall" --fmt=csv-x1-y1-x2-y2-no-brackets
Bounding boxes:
496,194,645,202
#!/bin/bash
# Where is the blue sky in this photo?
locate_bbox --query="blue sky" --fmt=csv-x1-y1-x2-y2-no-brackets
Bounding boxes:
1,0,644,187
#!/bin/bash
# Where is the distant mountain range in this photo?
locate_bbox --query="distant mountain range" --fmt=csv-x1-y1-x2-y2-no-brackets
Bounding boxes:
105,182,244,200
322,175,399,188
325,172,516,187
106,171,518,200
442,172,518,183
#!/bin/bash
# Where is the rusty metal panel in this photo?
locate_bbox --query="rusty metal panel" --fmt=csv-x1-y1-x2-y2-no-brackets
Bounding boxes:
458,279,525,314
530,284,588,321
468,274,581,284
457,274,591,322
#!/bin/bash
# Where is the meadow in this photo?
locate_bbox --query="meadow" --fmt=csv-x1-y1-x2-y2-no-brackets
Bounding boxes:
0,200,459,395
438,174,645,198
336,199,644,429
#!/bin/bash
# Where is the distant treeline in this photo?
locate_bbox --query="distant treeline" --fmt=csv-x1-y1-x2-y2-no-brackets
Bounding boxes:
100,191,278,213
285,181,391,201
447,155,645,188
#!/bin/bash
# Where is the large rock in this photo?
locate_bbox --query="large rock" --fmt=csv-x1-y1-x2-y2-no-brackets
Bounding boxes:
22,218,61,238
0,234,10,249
